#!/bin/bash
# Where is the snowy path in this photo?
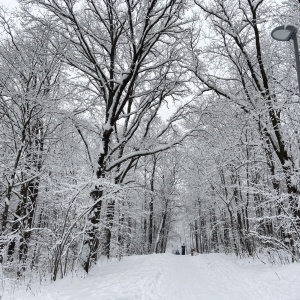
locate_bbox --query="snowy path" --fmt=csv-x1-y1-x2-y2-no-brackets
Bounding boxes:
160,254,294,300
2,253,300,300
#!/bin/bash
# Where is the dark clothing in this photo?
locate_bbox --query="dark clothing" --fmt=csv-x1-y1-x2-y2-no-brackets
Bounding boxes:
181,245,186,255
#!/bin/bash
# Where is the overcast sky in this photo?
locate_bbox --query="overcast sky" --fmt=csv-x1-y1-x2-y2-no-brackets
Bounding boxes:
0,0,18,9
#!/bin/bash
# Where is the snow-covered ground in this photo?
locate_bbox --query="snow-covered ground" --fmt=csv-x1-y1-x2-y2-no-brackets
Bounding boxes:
2,253,300,300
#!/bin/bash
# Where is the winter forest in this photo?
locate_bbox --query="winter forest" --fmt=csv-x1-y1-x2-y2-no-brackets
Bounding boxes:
1,0,300,285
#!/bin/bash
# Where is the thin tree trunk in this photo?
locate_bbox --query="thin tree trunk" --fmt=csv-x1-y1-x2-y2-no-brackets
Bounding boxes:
149,155,157,253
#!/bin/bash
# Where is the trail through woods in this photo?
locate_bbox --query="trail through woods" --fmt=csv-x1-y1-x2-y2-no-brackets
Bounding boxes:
3,253,300,300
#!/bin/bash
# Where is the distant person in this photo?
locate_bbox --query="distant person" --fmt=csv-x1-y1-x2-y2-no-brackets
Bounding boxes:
181,243,186,255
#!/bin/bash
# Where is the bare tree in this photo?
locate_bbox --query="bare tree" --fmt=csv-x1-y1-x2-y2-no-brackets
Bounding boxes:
21,0,202,271
188,0,300,251
0,13,64,271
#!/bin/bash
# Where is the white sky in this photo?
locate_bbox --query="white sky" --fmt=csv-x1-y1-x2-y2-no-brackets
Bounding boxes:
0,0,18,9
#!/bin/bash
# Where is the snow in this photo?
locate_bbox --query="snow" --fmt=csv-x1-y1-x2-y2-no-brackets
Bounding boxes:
2,253,300,300
102,123,112,132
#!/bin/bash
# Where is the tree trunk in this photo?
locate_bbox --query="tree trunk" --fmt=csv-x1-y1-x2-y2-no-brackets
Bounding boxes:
103,200,115,258
194,219,199,253
149,155,157,253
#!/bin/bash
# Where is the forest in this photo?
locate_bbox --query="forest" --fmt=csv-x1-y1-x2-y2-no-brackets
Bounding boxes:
0,0,300,283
